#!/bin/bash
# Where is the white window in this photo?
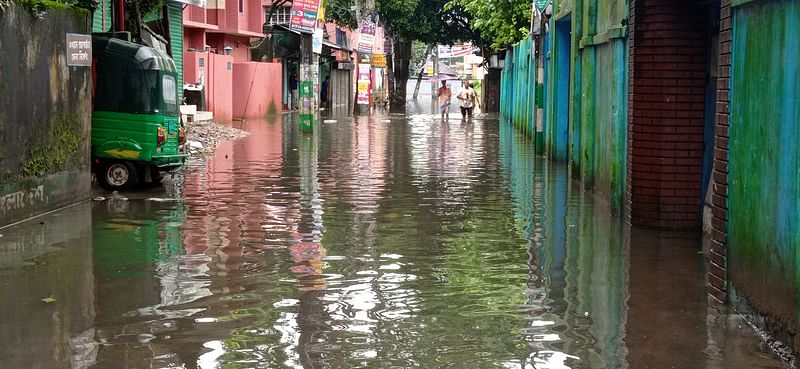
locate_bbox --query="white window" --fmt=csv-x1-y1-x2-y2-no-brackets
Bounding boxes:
265,5,291,25
163,75,177,105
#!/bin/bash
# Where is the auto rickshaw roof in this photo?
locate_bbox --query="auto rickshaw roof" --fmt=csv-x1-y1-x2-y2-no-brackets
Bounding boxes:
93,36,177,73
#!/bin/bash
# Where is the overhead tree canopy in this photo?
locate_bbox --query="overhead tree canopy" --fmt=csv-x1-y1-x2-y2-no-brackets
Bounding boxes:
446,0,532,51
324,0,358,29
376,0,475,45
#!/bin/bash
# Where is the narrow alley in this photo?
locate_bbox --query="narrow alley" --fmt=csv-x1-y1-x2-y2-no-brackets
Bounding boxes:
0,110,787,368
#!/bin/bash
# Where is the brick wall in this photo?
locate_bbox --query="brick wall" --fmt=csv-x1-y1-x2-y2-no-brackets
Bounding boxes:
627,0,710,230
708,0,731,303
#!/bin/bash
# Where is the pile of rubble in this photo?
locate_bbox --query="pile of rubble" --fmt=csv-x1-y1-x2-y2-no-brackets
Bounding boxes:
184,120,249,159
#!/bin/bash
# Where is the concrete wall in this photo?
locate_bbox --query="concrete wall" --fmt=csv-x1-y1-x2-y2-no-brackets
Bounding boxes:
482,68,501,113
187,52,235,122
724,0,800,353
0,3,92,227
232,62,282,119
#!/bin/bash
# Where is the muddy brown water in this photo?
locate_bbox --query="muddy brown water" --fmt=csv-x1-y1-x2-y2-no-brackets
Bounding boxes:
0,111,788,369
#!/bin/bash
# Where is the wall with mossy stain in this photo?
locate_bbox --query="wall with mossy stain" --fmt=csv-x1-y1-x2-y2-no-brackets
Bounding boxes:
0,2,91,226
544,0,629,214
727,0,800,354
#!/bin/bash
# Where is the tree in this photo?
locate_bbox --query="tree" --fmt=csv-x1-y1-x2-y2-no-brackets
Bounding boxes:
375,0,476,109
324,0,357,29
411,42,433,100
446,0,532,51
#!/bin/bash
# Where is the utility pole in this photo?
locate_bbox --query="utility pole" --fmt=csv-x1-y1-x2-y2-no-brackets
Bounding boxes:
431,45,439,97
299,3,323,132
354,0,375,116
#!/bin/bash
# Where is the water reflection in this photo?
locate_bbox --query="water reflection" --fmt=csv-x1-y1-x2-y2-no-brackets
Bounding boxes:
0,113,787,369
0,203,96,369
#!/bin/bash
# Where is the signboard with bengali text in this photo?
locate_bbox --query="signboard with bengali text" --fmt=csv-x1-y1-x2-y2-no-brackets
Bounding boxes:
356,64,370,105
371,54,387,67
66,33,91,67
289,0,321,34
437,43,478,59
312,28,323,54
357,12,377,55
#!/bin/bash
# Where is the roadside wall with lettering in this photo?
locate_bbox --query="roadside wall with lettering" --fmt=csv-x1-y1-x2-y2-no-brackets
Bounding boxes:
0,4,92,226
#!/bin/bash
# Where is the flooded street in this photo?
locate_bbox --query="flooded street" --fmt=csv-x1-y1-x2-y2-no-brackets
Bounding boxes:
0,110,788,369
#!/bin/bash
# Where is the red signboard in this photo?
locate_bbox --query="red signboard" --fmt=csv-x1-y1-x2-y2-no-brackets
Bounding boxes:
289,0,321,34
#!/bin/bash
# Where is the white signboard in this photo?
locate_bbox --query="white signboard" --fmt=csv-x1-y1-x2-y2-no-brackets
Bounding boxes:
312,28,323,54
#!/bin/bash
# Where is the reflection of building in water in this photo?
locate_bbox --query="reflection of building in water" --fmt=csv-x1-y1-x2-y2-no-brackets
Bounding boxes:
0,202,97,369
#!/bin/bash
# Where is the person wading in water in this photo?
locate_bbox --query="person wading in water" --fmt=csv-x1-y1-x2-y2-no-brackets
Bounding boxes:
437,80,452,121
457,80,479,119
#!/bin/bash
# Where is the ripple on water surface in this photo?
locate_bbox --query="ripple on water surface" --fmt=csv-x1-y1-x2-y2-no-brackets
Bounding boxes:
3,112,784,369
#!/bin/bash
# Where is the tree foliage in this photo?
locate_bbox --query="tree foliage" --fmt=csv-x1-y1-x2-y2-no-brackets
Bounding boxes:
324,0,357,29
376,0,473,45
410,41,430,74
446,0,532,50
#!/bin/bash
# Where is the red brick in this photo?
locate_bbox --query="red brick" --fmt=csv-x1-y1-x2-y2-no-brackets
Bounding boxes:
709,239,727,256
713,171,728,186
709,250,726,267
713,229,727,243
712,206,728,221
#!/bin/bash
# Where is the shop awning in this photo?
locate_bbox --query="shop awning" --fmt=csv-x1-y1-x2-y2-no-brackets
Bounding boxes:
322,40,346,51
272,24,348,51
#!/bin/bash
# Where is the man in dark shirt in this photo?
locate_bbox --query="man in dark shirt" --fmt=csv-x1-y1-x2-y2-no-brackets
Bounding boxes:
321,76,330,109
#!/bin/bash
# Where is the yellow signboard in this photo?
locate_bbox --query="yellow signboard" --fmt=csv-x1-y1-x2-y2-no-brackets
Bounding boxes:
371,54,387,67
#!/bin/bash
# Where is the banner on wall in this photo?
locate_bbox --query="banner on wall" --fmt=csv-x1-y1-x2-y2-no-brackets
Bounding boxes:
289,0,321,34
357,12,377,55
371,54,387,67
312,28,323,54
356,64,371,105
437,43,478,59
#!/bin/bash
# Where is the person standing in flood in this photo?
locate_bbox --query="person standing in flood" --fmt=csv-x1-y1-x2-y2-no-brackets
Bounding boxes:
321,76,330,110
290,74,299,110
437,81,452,120
457,80,479,119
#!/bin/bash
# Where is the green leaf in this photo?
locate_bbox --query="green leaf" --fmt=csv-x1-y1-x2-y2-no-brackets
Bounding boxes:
40,295,57,303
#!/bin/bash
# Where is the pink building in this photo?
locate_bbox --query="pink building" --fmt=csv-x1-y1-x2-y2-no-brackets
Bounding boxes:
183,0,264,59
182,0,282,121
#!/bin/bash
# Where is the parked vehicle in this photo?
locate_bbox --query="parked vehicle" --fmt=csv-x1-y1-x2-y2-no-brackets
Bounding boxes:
91,36,186,191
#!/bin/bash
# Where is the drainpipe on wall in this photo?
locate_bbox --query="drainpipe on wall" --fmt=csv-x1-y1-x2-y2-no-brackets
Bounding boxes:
116,0,125,32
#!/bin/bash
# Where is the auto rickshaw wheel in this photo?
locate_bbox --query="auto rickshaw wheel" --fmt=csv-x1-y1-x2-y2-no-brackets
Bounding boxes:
98,161,139,191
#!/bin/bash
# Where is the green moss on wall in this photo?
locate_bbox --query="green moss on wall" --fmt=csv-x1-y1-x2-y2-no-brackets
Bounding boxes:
267,101,278,116
20,114,81,178
6,0,94,17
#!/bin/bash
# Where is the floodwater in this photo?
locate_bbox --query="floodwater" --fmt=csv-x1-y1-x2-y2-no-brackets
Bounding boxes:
0,109,788,369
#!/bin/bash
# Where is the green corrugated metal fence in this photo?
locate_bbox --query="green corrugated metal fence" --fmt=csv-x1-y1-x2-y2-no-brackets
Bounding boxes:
500,35,537,138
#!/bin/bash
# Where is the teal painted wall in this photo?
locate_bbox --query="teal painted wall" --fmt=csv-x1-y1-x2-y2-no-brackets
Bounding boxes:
500,36,537,137
168,2,184,102
143,3,185,102
728,0,800,347
91,0,112,32
543,0,628,213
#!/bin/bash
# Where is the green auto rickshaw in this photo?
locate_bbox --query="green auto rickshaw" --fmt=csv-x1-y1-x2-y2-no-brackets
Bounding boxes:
91,36,186,191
